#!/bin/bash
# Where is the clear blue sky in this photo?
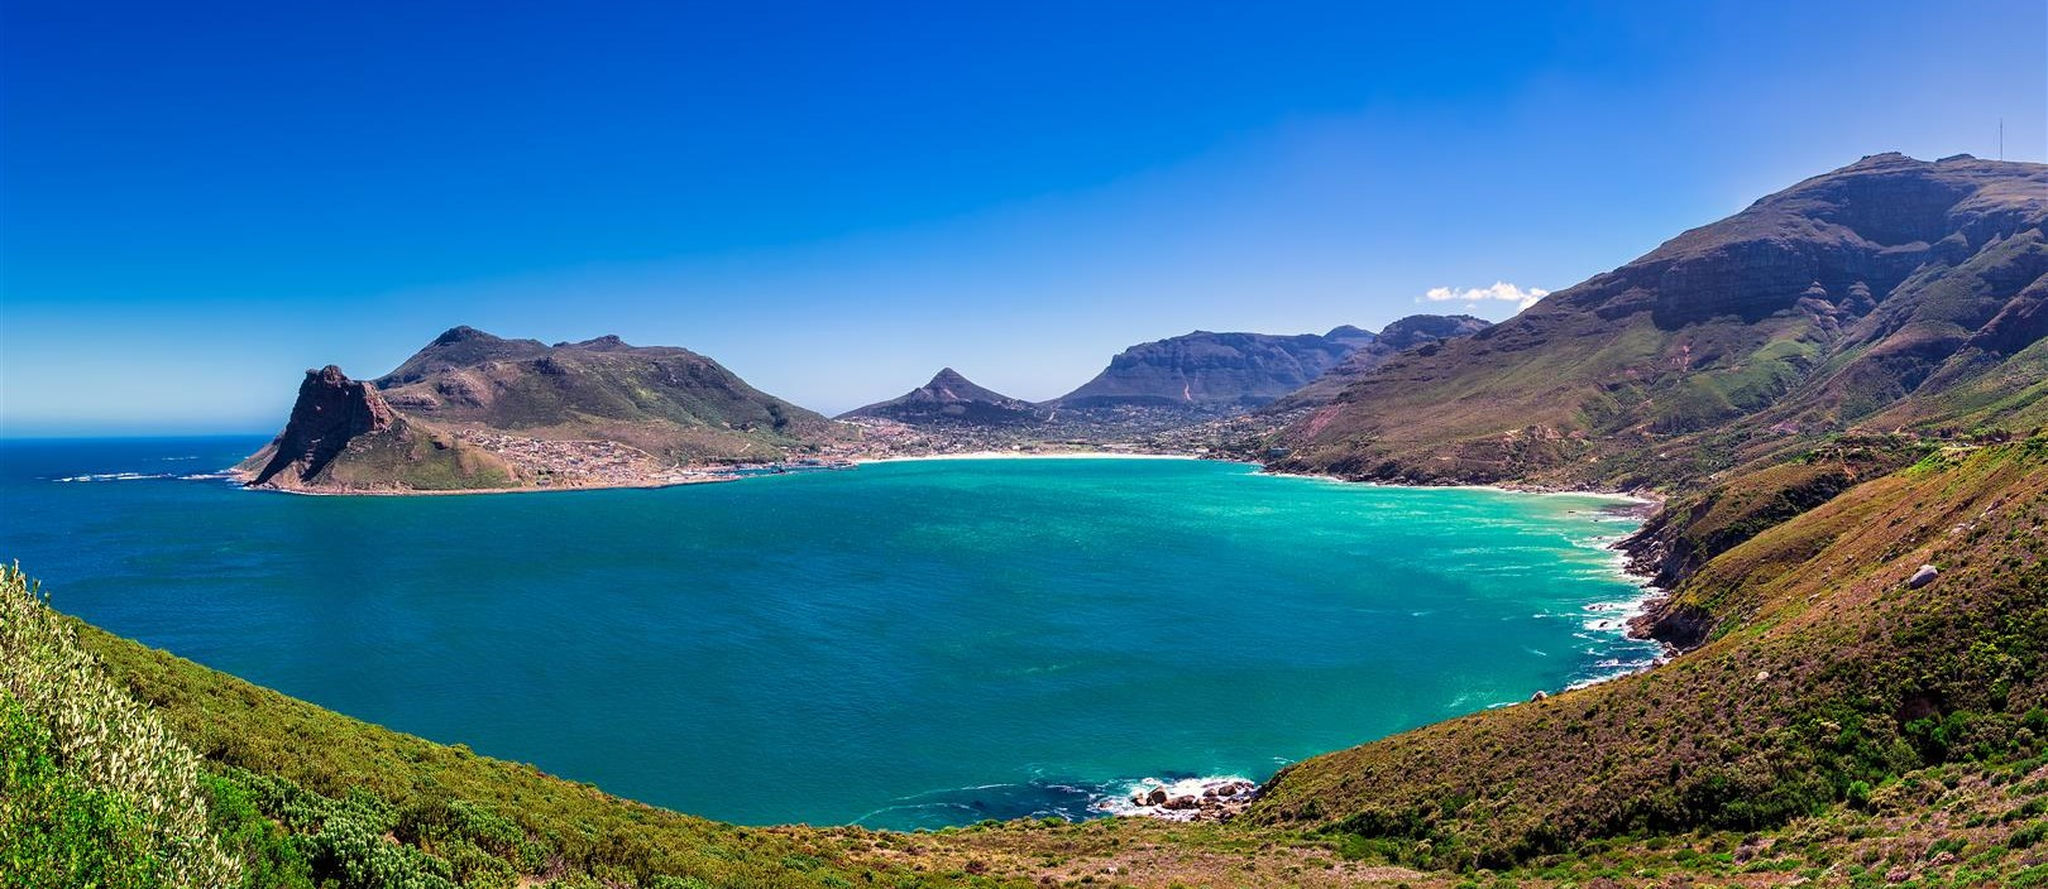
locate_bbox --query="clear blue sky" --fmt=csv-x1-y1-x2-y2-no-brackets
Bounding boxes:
3,0,2043,433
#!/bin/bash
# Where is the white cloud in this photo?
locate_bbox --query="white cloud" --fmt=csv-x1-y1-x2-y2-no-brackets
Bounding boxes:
1422,281,1550,310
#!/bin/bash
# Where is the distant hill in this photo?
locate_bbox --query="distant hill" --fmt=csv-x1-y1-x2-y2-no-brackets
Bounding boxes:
838,367,1043,426
1276,153,2048,488
242,327,844,491
1049,325,1378,415
1270,314,1492,409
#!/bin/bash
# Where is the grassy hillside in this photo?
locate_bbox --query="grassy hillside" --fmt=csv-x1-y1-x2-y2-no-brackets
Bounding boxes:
1249,437,2048,879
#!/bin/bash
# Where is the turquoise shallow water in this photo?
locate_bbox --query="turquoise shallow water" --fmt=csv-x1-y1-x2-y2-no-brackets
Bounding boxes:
0,437,1660,828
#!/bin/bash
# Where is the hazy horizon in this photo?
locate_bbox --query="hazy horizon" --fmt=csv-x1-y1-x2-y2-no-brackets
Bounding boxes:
4,0,2045,434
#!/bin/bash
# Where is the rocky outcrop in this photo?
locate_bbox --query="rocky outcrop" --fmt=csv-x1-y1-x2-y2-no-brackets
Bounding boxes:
243,366,396,487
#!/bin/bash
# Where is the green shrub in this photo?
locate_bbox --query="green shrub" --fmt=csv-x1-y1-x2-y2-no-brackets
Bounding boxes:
0,564,238,888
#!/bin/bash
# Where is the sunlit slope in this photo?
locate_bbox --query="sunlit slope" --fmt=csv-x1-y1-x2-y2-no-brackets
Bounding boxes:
1276,154,2048,489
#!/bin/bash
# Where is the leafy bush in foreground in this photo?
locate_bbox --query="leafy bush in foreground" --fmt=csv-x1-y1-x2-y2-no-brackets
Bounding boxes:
0,562,240,888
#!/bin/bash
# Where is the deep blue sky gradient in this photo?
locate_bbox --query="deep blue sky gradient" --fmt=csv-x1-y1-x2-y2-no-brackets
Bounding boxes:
3,1,2044,432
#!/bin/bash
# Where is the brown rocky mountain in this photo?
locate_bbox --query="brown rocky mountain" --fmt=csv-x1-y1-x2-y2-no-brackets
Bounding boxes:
241,328,845,491
244,366,400,487
838,368,1043,426
1275,153,2048,488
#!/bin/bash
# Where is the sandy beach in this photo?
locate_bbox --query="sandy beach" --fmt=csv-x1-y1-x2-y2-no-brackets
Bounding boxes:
852,450,1205,465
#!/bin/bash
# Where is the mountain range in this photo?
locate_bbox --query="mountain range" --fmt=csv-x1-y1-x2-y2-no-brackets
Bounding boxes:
243,314,1489,489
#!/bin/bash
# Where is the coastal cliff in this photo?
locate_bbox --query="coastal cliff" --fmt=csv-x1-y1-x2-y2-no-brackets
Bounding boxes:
239,364,519,492
240,365,397,488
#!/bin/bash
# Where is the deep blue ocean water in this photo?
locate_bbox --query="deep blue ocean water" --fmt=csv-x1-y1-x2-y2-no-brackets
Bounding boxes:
0,436,1660,828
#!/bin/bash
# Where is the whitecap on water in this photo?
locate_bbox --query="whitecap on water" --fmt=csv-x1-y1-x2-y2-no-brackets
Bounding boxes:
54,472,175,483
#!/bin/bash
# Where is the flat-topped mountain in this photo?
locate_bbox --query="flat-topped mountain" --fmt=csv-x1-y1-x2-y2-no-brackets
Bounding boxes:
241,327,844,491
1049,325,1378,414
1270,313,1492,408
1277,153,2048,487
838,368,1043,426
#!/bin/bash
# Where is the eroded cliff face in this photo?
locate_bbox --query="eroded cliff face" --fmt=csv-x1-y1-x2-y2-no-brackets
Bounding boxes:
243,366,396,488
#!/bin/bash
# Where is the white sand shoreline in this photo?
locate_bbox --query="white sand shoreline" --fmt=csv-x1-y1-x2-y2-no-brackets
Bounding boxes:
852,451,1206,465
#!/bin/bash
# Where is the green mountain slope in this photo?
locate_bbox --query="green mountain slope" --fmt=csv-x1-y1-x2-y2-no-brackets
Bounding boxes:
1275,154,2048,489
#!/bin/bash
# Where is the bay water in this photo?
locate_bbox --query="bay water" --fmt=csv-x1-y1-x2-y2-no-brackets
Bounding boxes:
0,437,1660,828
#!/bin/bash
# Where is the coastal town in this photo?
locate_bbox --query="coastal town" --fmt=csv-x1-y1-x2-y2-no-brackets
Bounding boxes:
442,417,1259,491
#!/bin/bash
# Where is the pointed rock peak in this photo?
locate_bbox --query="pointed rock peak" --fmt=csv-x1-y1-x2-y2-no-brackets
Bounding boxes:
248,365,396,487
432,325,498,346
928,367,971,386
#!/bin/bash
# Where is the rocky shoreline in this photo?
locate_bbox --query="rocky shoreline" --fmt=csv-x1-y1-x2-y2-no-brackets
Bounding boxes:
1108,777,1261,823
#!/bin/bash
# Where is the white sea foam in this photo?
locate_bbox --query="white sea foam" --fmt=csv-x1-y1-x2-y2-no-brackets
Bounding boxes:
1095,775,1259,821
55,469,240,484
54,472,174,482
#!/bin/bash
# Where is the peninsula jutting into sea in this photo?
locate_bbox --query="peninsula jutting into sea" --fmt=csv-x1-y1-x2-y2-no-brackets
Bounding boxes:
5,3,2047,887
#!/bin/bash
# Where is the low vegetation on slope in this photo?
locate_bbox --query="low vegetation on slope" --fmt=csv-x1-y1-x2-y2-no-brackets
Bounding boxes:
1250,437,2048,881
